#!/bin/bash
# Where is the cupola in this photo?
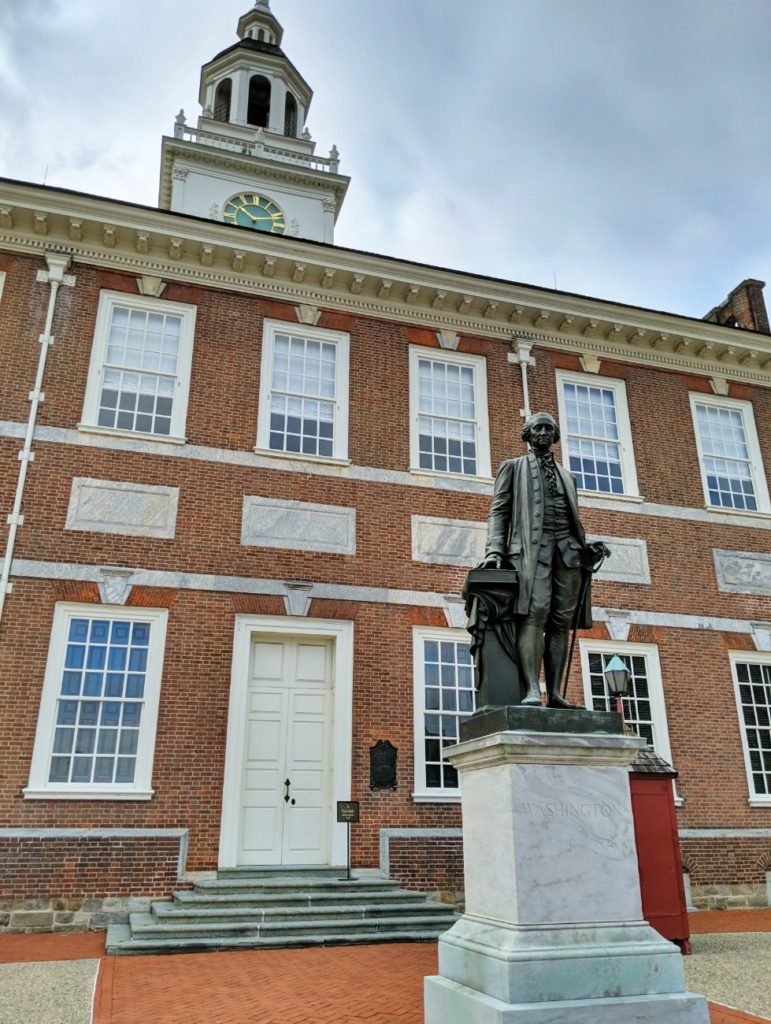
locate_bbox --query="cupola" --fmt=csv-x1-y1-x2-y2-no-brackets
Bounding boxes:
158,0,349,243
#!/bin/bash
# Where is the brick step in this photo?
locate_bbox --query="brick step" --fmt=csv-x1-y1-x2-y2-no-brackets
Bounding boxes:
105,922,450,956
152,898,452,925
173,887,420,910
128,910,457,940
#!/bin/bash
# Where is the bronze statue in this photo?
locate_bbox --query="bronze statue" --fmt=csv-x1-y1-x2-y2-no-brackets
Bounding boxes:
470,411,608,709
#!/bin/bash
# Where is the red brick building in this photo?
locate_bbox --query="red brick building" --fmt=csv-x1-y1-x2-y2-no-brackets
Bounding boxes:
1,2,770,932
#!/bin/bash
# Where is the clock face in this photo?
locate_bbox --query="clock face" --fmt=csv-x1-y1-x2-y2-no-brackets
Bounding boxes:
223,192,286,233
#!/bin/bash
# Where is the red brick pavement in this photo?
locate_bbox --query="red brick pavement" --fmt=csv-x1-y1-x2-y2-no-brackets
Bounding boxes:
90,943,770,1024
0,930,104,963
689,909,771,934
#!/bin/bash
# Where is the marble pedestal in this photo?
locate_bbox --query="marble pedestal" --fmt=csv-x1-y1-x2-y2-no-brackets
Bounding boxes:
424,710,709,1023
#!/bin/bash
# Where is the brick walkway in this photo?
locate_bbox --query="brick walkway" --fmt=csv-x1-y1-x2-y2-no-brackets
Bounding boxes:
689,909,771,934
0,913,768,1024
88,941,769,1024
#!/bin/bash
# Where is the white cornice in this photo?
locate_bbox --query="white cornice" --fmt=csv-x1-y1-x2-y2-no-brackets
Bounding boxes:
1,179,770,387
158,137,349,212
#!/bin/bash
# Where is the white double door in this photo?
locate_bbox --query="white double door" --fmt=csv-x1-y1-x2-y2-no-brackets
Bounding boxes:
238,634,333,866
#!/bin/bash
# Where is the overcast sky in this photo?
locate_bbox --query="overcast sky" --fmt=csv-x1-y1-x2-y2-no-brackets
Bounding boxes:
1,0,770,319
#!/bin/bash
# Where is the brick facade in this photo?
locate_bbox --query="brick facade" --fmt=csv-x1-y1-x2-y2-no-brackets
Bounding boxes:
1,196,770,927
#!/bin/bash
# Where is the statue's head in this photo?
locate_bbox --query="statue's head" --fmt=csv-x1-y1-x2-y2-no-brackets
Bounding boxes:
521,411,560,445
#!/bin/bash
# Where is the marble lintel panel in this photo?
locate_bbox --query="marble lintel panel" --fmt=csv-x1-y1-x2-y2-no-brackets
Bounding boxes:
412,515,486,566
714,548,771,596
65,478,178,539
241,496,356,554
586,535,650,584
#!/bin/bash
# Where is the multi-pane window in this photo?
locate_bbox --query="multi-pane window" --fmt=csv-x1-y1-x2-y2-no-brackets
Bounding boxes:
49,618,150,785
579,642,673,764
691,397,769,513
82,292,196,442
418,358,477,474
257,321,349,461
98,306,180,435
414,632,475,794
269,334,337,456
556,372,638,496
731,658,771,799
26,605,167,799
409,348,490,479
563,381,622,493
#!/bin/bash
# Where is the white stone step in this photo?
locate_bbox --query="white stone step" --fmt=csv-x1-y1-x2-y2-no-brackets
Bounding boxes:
128,910,456,939
106,922,449,955
153,899,452,925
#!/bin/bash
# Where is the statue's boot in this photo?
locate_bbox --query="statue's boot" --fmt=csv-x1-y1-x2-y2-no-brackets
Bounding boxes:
546,691,583,710
544,630,584,710
517,620,545,707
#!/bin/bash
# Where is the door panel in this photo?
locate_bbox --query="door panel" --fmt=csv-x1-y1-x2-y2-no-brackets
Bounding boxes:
238,636,332,866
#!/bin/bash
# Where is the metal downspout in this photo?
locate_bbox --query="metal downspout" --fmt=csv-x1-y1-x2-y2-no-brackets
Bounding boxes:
0,252,74,628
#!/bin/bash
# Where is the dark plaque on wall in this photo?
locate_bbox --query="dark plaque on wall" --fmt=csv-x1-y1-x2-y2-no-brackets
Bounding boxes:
370,740,398,790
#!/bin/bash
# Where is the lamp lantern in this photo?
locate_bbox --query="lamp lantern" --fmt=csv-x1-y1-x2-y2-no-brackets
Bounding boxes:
604,655,631,709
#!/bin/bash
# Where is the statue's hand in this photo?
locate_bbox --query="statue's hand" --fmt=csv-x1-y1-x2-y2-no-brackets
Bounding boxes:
477,552,504,570
584,541,611,568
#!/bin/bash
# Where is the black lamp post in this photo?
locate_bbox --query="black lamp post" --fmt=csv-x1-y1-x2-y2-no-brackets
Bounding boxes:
604,655,631,718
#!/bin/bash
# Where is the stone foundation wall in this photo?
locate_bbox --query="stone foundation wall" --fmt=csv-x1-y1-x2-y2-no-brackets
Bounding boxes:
689,882,769,910
0,830,189,931
680,835,771,908
0,896,154,933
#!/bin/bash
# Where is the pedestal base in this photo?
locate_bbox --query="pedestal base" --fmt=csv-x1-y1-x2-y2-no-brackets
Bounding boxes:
425,976,709,1024
424,722,710,1024
436,917,687,1004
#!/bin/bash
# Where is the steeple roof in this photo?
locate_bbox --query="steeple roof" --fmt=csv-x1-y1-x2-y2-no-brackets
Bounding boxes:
237,0,284,46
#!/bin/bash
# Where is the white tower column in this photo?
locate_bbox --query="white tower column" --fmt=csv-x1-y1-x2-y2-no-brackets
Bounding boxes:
268,77,287,134
231,69,250,126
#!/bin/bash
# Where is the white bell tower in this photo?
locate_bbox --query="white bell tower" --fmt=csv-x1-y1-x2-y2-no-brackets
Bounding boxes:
158,0,348,243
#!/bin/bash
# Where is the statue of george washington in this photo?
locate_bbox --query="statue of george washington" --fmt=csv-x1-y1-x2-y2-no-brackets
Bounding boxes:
475,411,609,709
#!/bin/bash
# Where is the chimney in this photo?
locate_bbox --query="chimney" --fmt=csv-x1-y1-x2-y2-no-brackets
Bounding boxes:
704,279,770,334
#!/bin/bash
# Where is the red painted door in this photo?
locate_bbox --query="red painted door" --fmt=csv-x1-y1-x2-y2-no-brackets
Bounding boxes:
630,775,691,950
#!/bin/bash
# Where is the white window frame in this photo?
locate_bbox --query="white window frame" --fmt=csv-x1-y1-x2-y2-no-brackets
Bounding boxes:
689,393,770,515
0,271,6,304
728,651,771,806
25,603,168,800
412,625,476,802
556,369,640,498
79,290,197,445
255,319,350,463
579,640,674,764
408,346,491,480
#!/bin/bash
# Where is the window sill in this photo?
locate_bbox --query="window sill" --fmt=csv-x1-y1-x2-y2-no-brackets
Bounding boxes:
77,424,186,446
704,505,771,521
409,468,494,487
411,791,461,804
748,796,771,807
253,447,351,468
23,787,155,801
578,491,644,505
